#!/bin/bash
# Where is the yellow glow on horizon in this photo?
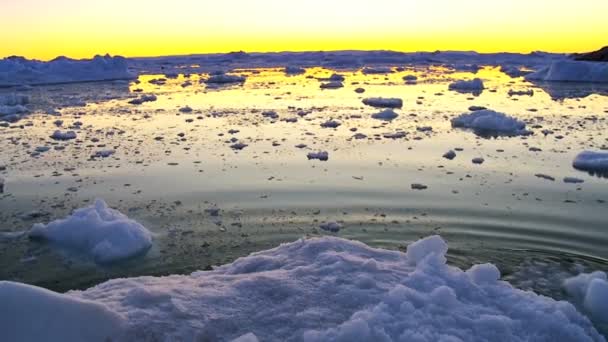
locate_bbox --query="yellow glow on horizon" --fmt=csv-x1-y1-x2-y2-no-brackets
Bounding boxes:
1,0,607,60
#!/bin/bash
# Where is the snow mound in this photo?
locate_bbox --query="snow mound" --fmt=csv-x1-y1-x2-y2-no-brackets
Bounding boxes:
2,235,604,341
451,110,530,136
0,55,136,86
28,199,152,263
573,151,608,176
526,60,608,83
448,78,484,93
362,97,403,108
564,272,608,322
0,281,125,342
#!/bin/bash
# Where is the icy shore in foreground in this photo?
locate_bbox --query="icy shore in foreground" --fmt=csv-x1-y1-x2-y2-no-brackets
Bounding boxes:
0,235,604,342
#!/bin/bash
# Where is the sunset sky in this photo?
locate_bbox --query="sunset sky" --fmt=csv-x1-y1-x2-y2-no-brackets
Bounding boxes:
1,0,607,60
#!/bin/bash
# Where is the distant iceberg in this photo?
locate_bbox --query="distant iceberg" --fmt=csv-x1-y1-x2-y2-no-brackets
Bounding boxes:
526,60,608,83
0,54,136,87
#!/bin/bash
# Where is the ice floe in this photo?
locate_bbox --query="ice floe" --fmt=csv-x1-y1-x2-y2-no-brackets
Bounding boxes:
573,151,608,176
451,110,530,137
50,130,77,141
371,109,399,121
204,73,246,84
448,78,484,93
1,235,603,341
307,151,329,161
362,97,403,108
28,199,152,263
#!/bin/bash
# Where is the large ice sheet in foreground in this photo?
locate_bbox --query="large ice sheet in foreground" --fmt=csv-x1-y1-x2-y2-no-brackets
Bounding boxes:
0,54,136,86
1,235,604,342
526,60,608,83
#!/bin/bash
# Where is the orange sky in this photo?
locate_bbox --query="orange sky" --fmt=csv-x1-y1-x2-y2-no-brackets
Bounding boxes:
1,0,607,60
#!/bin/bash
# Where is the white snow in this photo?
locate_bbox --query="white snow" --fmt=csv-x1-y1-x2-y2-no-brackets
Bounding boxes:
28,199,152,263
573,151,608,174
0,281,125,342
564,271,608,322
0,55,135,86
451,110,530,136
371,109,399,121
526,60,608,83
1,235,603,341
448,78,484,92
362,97,403,108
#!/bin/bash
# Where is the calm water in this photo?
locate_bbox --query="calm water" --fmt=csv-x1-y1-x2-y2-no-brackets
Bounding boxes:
1,66,607,305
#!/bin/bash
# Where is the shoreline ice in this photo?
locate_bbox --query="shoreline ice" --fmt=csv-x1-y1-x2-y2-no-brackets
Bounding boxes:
0,235,604,341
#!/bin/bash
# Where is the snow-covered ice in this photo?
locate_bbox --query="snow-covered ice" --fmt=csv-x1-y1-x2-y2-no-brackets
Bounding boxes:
362,97,403,108
0,281,125,342
526,60,608,83
448,78,485,93
0,55,135,86
564,271,608,322
451,109,530,136
0,235,603,341
28,199,152,263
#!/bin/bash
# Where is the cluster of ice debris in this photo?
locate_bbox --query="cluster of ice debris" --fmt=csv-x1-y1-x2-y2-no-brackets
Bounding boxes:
0,234,605,341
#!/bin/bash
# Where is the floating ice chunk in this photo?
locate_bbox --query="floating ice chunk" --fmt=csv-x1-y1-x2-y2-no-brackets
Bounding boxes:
362,97,403,108
371,109,399,121
262,110,279,119
320,81,343,89
0,281,125,342
1,235,604,341
0,55,136,86
307,151,329,161
0,94,29,120
448,78,484,93
573,151,608,176
28,199,152,263
472,157,485,164
361,67,393,74
50,130,77,141
319,221,343,232
179,106,193,113
443,150,456,160
526,60,608,83
403,74,418,81
93,150,115,158
204,74,246,84
451,110,530,137
383,131,406,139
320,120,341,128
328,73,345,82
564,177,585,184
285,66,306,75
508,89,534,96
564,271,608,322
230,142,248,150
411,183,428,190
